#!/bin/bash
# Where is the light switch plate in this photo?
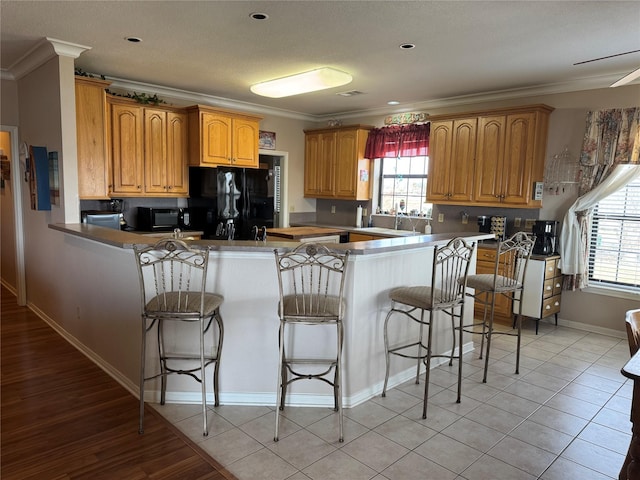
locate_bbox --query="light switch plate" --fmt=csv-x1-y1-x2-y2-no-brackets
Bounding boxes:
438,213,444,223
533,181,544,200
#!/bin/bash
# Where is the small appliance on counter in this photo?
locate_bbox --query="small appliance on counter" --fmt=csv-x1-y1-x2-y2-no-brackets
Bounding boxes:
81,210,124,230
136,207,191,232
532,220,559,255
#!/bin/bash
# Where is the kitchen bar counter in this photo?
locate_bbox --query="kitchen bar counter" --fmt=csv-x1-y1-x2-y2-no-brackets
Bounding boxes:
49,222,493,410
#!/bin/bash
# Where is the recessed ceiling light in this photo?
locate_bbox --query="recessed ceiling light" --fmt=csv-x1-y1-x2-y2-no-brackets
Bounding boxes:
250,12,269,20
399,43,415,50
125,36,142,43
388,100,400,105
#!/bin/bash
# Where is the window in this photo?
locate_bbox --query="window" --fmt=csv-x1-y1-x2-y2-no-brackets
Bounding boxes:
378,156,431,216
588,176,640,292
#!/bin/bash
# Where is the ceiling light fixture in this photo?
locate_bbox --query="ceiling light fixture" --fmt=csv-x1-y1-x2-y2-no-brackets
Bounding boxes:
387,100,400,105
250,67,353,98
610,66,640,87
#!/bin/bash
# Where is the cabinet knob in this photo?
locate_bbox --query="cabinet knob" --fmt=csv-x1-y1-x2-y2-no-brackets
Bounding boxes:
545,286,552,291
545,305,551,310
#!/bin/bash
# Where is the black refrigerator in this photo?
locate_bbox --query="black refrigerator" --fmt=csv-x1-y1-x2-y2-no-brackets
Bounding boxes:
188,166,278,240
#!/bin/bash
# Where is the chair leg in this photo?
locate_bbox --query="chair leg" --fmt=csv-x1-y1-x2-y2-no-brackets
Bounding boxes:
337,321,344,443
213,311,224,407
200,316,208,437
422,310,434,419
139,317,147,434
158,320,167,405
449,308,455,367
416,317,424,384
479,295,489,360
482,292,497,383
274,321,286,442
457,304,464,403
382,307,394,397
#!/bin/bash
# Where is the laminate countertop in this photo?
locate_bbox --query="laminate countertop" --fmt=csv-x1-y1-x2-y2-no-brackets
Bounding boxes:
266,227,347,240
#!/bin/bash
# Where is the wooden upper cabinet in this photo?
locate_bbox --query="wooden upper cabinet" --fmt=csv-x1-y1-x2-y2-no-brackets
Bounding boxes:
187,106,262,168
143,108,188,196
109,100,144,195
75,77,112,199
304,125,373,200
426,118,476,204
428,104,553,208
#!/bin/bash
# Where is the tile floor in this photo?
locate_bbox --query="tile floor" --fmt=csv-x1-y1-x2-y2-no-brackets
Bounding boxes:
153,321,631,480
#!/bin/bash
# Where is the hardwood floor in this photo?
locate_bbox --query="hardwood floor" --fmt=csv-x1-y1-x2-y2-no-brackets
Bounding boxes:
0,286,237,480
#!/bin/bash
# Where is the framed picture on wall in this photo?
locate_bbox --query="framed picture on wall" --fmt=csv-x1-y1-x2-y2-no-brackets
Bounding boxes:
259,131,276,150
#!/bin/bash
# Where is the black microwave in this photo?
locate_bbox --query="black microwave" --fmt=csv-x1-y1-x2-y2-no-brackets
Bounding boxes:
137,207,190,232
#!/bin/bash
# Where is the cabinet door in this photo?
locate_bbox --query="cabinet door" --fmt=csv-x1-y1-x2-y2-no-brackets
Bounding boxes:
334,129,358,198
111,103,144,195
76,78,110,199
143,108,168,195
474,115,506,205
501,112,536,205
304,132,321,196
201,113,232,165
304,131,336,198
427,119,476,203
231,118,259,167
166,112,188,195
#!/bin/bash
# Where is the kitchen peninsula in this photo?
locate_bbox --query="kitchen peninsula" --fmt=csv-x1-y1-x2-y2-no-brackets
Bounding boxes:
49,223,493,409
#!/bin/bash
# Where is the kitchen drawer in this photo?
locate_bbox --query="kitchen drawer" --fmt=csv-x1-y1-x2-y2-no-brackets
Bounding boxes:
543,278,555,299
544,258,557,279
542,295,561,316
553,278,563,296
478,248,497,263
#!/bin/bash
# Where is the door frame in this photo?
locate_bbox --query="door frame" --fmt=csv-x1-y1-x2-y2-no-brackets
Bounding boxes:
1,125,26,305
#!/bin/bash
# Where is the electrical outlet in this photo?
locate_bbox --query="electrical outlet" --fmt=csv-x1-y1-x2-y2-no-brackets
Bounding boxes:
363,208,368,217
438,213,445,223
289,205,295,212
525,219,536,230
461,213,468,224
514,217,521,227
331,205,336,214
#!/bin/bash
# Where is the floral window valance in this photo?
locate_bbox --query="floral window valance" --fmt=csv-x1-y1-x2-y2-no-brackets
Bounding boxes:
364,123,430,159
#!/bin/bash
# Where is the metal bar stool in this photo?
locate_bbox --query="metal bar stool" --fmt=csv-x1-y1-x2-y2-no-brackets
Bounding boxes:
134,239,224,437
382,237,476,419
273,243,350,442
462,231,535,383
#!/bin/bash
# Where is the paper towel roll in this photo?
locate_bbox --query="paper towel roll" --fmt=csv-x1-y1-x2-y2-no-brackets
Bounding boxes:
356,205,362,228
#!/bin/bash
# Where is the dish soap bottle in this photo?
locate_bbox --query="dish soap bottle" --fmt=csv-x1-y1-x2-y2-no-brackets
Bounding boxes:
424,220,432,234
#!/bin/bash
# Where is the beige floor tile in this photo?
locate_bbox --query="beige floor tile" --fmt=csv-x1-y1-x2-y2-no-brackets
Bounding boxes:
605,393,632,414
521,370,570,392
428,387,482,417
396,375,445,399
546,353,592,372
381,451,457,480
465,403,525,434
343,400,397,429
441,417,505,452
485,391,542,418
528,405,590,436
487,436,557,477
305,412,369,446
559,381,615,406
267,429,336,470
461,454,536,480
371,388,422,413
373,414,438,449
241,410,302,443
510,419,573,454
228,448,298,480
341,430,410,472
174,407,235,443
414,432,482,473
302,450,376,480
402,402,461,431
544,392,602,420
540,456,612,480
280,406,335,427
561,438,625,478
573,371,625,393
591,406,632,434
199,427,263,466
585,362,628,381
458,379,501,403
533,362,581,382
578,422,631,454
503,379,557,404
151,402,202,422
212,404,273,426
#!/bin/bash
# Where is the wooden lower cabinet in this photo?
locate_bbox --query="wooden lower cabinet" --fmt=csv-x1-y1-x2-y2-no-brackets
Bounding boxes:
473,246,513,325
515,255,562,332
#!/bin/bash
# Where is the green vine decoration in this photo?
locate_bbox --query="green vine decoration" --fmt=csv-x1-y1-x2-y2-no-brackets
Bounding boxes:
74,68,167,105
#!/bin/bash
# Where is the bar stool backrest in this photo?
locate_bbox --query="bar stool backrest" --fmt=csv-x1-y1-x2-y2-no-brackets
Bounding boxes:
431,237,476,309
274,243,349,322
493,232,536,292
135,239,210,318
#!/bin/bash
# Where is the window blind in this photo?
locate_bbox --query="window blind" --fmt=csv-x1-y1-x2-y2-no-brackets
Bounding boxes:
588,176,640,290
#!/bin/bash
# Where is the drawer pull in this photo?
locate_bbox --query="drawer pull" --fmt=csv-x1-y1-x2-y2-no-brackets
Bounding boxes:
545,286,552,291
545,305,551,310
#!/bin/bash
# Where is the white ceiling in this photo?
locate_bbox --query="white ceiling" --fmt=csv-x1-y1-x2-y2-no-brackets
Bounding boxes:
1,1,639,119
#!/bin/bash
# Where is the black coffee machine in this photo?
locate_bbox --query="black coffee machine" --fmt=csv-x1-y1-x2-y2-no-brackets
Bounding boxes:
532,220,558,255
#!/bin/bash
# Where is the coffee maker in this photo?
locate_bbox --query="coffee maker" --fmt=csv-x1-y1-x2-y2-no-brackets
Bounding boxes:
532,220,558,255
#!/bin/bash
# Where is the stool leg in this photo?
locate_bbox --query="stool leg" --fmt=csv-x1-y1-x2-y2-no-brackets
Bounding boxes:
139,317,147,434
449,308,455,367
479,295,489,360
274,321,285,442
457,304,464,403
213,311,224,407
515,313,522,375
382,307,394,397
158,320,167,405
422,309,434,419
416,318,424,384
337,321,344,442
482,292,497,383
200,316,208,437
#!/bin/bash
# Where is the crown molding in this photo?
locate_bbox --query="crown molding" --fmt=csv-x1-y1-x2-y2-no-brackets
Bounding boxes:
9,37,90,80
